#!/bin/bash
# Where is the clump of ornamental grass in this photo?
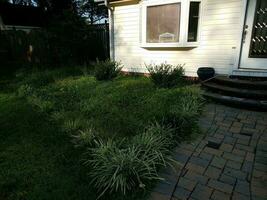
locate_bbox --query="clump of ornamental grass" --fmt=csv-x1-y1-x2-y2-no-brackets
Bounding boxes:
85,122,176,198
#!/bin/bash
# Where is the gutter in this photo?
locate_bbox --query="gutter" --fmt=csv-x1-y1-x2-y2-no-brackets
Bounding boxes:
104,0,115,60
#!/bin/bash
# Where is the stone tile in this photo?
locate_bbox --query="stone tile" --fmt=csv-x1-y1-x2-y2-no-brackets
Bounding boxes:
251,184,267,197
235,144,255,153
232,122,243,128
211,156,226,169
223,167,247,180
232,192,250,200
213,133,225,140
219,174,236,186
199,152,213,161
252,170,266,179
185,163,206,174
254,163,267,172
229,126,241,134
203,147,223,156
173,186,191,200
223,136,236,145
211,190,231,200
191,184,213,199
189,156,209,168
235,133,252,140
208,179,233,194
242,161,253,173
223,152,244,163
237,138,250,145
241,127,256,135
245,152,255,162
226,160,242,170
205,166,222,179
220,143,234,152
178,177,197,191
232,148,246,156
234,180,250,196
184,170,208,185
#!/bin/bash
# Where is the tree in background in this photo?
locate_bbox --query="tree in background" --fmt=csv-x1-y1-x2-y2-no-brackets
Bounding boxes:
78,0,108,24
7,0,108,24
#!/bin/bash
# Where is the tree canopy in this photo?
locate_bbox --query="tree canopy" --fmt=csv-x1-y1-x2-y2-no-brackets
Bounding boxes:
6,0,108,24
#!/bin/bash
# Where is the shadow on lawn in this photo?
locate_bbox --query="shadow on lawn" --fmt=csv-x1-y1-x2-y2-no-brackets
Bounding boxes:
0,94,97,200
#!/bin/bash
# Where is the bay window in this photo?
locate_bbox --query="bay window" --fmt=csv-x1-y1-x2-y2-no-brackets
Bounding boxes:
141,0,201,48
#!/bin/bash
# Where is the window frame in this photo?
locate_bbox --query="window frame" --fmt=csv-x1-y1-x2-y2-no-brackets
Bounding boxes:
140,0,202,48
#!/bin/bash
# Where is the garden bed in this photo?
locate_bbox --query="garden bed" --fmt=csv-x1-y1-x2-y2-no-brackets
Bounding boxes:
0,66,203,200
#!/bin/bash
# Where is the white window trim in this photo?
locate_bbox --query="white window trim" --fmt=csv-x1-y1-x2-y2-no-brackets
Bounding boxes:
140,0,202,48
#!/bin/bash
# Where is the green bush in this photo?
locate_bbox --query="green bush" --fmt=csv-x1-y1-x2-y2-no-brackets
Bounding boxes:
86,123,175,197
147,63,185,88
94,60,122,81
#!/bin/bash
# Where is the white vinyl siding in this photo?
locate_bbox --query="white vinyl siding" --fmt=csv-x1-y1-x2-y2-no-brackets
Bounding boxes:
112,0,243,76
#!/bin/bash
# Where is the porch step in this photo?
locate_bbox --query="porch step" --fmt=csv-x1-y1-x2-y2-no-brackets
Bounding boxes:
212,76,267,89
202,82,267,100
203,91,267,111
201,75,267,110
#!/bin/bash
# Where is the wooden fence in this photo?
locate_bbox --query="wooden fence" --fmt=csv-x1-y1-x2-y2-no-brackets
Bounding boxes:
0,23,110,71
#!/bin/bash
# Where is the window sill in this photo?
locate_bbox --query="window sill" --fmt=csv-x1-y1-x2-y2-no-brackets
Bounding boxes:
140,42,199,49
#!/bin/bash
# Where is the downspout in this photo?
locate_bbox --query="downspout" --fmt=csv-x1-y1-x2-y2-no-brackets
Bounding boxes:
105,0,115,61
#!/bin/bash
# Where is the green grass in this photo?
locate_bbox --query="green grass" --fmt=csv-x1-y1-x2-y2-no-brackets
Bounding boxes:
0,94,97,200
0,68,203,199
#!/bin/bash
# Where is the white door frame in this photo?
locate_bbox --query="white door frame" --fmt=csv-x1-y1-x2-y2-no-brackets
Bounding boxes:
233,0,249,72
234,0,267,73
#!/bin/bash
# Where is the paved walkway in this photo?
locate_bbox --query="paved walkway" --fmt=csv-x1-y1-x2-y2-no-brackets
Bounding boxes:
150,103,267,200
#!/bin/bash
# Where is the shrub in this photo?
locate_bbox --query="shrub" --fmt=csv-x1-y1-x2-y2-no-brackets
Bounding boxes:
94,60,122,81
86,123,175,197
147,63,185,88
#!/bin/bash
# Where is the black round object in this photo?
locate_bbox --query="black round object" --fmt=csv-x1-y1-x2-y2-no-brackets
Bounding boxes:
197,67,215,81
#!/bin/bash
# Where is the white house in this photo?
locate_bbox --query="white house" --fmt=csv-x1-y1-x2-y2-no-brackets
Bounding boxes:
96,0,267,77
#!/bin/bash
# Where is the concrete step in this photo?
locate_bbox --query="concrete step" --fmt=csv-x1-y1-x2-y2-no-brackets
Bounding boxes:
202,82,267,100
203,91,267,111
211,76,267,90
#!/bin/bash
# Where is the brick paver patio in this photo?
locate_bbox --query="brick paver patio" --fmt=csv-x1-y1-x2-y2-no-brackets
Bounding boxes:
150,103,267,200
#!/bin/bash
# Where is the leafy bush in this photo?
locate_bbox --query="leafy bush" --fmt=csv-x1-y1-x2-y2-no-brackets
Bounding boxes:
147,63,185,88
94,60,122,81
86,123,175,197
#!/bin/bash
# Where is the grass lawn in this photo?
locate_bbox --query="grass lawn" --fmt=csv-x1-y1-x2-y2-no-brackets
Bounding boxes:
0,68,202,200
